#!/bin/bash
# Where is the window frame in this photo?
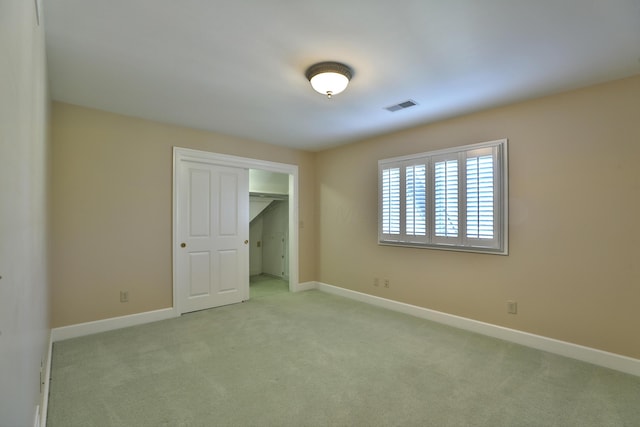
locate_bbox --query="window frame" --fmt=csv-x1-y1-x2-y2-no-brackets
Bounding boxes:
378,139,508,255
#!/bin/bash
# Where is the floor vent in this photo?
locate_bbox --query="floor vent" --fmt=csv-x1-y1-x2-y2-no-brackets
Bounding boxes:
385,99,418,112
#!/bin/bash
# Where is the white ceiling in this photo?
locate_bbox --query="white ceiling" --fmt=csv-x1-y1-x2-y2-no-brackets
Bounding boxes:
44,0,640,151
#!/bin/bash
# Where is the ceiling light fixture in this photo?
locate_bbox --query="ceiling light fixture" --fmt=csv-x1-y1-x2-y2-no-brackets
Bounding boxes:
305,61,353,99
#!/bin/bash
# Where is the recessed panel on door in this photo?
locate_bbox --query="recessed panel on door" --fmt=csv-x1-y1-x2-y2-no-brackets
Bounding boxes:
188,251,211,297
218,172,239,236
217,249,238,293
189,169,211,237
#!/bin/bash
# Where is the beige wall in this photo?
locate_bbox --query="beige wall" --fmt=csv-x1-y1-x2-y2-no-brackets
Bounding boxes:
51,102,316,327
51,75,640,359
316,75,640,359
0,0,50,424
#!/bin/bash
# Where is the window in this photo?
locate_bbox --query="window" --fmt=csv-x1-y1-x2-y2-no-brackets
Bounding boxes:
379,139,508,254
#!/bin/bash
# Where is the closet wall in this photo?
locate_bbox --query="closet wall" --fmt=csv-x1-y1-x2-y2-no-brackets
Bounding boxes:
250,200,289,279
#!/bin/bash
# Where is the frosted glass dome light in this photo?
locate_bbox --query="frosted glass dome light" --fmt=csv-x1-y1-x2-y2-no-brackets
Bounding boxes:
305,62,353,98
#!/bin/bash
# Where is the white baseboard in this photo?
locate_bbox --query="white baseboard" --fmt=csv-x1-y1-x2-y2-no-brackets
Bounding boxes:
312,282,640,377
51,307,178,342
46,283,640,377
294,281,318,292
40,331,53,427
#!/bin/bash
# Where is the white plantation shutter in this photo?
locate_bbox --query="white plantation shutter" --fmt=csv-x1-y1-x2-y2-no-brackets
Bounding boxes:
405,163,427,238
379,139,507,254
381,166,401,236
434,158,459,240
466,149,495,241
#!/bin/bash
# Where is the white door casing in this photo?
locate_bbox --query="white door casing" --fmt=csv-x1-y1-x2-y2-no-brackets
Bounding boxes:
173,147,299,315
176,160,249,313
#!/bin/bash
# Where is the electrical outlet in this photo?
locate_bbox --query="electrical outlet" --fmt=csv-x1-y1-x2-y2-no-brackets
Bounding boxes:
120,291,129,303
373,278,379,287
507,300,517,314
384,279,389,288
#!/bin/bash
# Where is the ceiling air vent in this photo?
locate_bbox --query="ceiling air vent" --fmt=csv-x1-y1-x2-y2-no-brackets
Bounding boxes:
385,99,418,112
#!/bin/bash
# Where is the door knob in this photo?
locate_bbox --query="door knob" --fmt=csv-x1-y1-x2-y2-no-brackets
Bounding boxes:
244,240,249,244
180,243,186,248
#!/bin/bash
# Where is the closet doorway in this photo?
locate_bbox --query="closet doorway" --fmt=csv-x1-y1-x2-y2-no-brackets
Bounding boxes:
249,169,290,298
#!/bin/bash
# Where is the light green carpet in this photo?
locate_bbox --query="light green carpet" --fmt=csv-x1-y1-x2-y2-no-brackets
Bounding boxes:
250,274,289,299
47,289,640,426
